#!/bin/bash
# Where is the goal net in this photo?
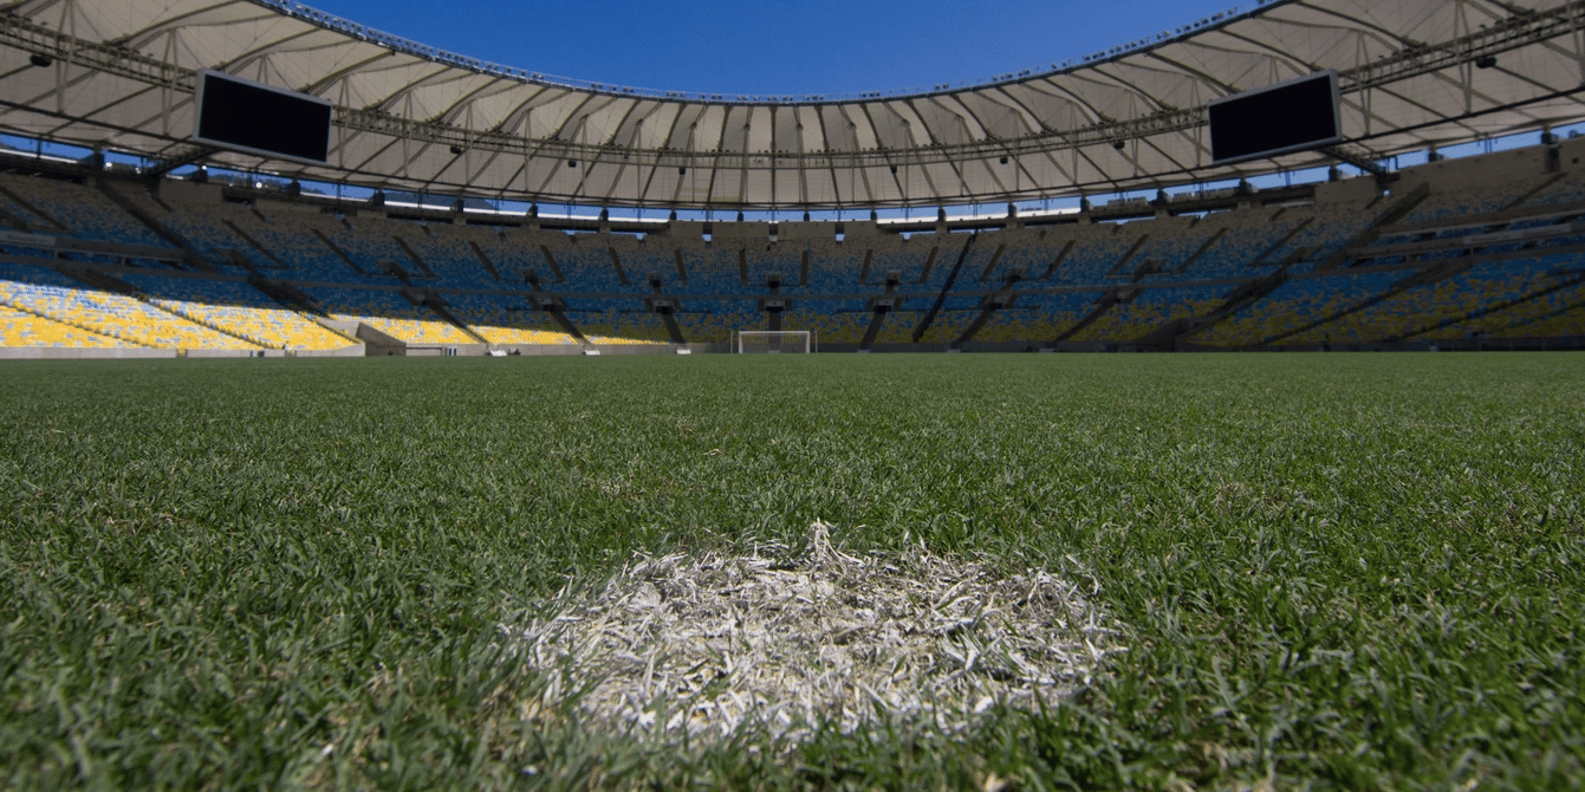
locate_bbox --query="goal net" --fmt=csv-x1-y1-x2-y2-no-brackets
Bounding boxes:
735,330,813,354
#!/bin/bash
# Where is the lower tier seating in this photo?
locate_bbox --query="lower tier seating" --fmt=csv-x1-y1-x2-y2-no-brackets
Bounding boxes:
0,265,259,350
0,303,120,347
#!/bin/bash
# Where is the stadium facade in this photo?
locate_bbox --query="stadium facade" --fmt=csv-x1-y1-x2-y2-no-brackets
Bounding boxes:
0,0,1581,356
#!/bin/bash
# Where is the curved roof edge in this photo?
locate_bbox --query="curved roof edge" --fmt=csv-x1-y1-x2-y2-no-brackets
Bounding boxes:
2,0,1582,210
251,0,1281,105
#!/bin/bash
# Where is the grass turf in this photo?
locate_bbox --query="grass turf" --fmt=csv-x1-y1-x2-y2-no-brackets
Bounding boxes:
1,353,1581,790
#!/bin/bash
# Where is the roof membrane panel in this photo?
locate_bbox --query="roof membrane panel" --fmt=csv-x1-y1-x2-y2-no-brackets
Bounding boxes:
2,0,1580,207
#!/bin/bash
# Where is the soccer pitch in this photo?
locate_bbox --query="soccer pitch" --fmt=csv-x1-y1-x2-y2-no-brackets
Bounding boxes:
2,353,1581,789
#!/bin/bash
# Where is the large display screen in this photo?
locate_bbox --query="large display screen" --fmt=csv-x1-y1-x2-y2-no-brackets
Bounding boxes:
1208,71,1341,164
193,70,332,164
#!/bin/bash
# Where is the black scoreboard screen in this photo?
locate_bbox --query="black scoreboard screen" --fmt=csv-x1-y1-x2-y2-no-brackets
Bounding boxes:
194,70,332,164
1208,71,1341,165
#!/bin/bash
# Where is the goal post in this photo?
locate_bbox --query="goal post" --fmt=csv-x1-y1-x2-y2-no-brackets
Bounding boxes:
735,330,814,354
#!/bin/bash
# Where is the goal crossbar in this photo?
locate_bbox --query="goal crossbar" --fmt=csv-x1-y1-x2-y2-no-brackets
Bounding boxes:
735,330,814,354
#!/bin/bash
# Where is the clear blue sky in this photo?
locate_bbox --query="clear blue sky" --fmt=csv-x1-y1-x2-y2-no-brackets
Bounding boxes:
305,0,1245,96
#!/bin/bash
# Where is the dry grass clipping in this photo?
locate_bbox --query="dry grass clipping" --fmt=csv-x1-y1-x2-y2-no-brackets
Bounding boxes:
507,523,1123,741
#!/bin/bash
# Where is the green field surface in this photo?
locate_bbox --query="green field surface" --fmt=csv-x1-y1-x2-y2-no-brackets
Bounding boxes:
2,353,1582,790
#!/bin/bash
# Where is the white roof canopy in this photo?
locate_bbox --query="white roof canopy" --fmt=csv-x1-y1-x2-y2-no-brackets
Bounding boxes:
3,0,1583,208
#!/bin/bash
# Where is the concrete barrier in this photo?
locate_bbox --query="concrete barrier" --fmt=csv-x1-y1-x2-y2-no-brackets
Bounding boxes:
300,343,367,357
185,348,268,359
0,344,372,360
0,346,177,360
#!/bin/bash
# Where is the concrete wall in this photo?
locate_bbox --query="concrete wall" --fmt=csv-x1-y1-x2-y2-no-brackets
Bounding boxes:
1313,173,1382,205
776,222,838,242
1396,144,1553,194
0,346,177,360
297,344,367,358
185,348,270,359
0,343,367,360
488,343,728,356
255,196,321,215
157,179,223,206
184,345,364,358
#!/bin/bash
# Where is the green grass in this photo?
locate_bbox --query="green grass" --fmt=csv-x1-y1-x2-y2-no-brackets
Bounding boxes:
1,353,1581,790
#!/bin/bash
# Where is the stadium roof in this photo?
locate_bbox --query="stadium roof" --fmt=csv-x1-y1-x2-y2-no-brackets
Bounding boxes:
2,0,1584,209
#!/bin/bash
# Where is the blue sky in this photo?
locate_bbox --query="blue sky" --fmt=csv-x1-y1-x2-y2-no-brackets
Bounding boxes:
305,0,1246,96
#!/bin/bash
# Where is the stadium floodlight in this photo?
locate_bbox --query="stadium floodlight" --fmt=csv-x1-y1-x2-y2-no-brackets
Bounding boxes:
735,330,813,354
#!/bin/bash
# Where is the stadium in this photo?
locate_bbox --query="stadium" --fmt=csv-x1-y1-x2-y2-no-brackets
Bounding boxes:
2,0,1582,789
0,0,1583,354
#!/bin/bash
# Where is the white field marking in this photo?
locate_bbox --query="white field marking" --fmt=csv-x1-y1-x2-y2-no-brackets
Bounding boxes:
505,522,1125,742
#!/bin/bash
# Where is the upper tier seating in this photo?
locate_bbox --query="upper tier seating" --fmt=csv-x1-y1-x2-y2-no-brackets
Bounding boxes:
677,246,744,295
978,235,1050,286
737,239,805,291
312,213,423,279
1173,208,1303,280
470,226,553,284
801,238,865,293
0,174,170,248
1048,222,1144,285
1398,176,1550,225
543,232,633,294
156,200,280,275
0,187,57,231
867,232,973,290
241,209,372,282
1512,171,1585,210
392,223,495,289
1259,202,1376,266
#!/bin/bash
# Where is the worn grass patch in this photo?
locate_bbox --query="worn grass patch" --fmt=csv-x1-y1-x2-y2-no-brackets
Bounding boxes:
0,353,1581,790
515,522,1119,742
